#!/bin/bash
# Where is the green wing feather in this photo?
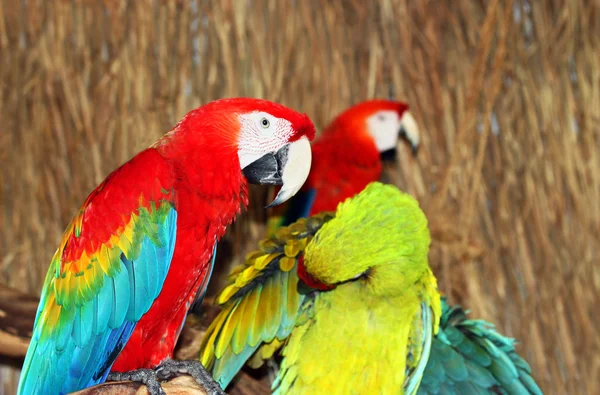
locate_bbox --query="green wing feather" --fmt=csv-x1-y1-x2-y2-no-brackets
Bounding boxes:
405,303,436,395
199,213,334,389
417,297,543,395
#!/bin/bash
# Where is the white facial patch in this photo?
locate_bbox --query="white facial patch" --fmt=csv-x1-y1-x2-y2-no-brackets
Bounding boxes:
237,111,294,169
366,110,402,152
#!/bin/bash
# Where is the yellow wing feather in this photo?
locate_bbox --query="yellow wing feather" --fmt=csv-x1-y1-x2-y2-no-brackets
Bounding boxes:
198,213,334,388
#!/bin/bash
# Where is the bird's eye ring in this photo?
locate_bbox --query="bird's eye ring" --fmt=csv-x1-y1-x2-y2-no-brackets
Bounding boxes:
260,118,270,128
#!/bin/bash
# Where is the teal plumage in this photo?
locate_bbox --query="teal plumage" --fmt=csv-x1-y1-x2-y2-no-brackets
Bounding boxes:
18,97,319,395
202,183,442,394
19,194,178,395
417,297,543,395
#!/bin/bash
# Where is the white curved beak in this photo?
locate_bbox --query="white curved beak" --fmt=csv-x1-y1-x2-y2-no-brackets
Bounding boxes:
399,111,420,154
267,136,312,208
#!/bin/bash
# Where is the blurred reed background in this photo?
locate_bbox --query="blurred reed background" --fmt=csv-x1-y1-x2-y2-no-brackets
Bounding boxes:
1,0,599,394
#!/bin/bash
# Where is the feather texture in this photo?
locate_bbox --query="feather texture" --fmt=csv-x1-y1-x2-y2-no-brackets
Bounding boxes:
417,298,543,395
199,214,334,388
18,150,178,395
267,100,413,232
201,184,441,394
260,95,542,394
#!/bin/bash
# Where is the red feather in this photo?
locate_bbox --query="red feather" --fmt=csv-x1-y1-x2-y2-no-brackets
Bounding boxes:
61,149,174,264
297,255,335,291
106,98,315,370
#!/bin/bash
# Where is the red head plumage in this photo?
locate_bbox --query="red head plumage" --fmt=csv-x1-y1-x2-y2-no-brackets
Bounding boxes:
300,99,416,214
155,98,316,152
325,99,410,138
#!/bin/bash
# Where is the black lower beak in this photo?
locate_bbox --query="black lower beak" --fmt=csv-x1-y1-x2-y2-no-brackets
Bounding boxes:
242,145,289,186
380,148,398,162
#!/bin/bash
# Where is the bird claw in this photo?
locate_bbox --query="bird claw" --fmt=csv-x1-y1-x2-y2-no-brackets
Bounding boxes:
107,368,165,395
155,358,225,395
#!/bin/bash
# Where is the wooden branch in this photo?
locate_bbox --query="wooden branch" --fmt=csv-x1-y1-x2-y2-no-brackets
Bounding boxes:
67,372,269,395
70,375,207,395
0,284,38,358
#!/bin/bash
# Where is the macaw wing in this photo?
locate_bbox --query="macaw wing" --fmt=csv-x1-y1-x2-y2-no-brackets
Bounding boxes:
18,149,178,395
199,213,334,389
417,297,543,395
405,303,437,395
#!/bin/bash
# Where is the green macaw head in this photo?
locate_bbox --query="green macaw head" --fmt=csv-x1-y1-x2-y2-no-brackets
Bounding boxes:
300,182,431,297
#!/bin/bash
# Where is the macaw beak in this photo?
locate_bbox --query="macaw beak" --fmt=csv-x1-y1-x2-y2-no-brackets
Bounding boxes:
242,136,312,208
379,111,420,161
399,111,420,156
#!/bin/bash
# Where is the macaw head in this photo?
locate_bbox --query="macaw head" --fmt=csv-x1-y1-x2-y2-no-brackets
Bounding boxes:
233,99,316,207
157,98,316,207
297,182,431,296
326,99,420,161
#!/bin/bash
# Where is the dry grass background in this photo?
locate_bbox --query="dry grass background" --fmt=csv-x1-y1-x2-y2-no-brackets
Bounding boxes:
0,0,599,394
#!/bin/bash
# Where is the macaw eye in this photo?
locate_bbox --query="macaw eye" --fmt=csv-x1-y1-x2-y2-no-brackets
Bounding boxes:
260,118,270,128
377,114,386,121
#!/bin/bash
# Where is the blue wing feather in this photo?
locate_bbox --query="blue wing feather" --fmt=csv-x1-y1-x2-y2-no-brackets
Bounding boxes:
18,208,177,395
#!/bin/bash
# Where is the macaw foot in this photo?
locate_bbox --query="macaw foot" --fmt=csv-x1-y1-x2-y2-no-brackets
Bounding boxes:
155,358,225,395
107,368,165,395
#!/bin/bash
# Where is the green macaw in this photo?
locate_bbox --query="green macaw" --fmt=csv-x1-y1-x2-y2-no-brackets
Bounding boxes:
201,182,440,394
199,182,543,395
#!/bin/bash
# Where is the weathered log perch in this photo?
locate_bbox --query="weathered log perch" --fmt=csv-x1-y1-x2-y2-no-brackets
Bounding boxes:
67,372,269,395
69,375,207,395
0,283,38,358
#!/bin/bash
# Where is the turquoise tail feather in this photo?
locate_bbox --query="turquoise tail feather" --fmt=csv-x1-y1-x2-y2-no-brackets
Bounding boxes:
417,297,543,395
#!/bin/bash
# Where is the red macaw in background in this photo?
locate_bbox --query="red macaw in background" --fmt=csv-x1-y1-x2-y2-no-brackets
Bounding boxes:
268,99,420,230
17,98,315,395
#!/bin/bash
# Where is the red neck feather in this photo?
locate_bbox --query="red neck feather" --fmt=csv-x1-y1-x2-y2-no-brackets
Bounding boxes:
297,255,335,291
155,105,248,230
